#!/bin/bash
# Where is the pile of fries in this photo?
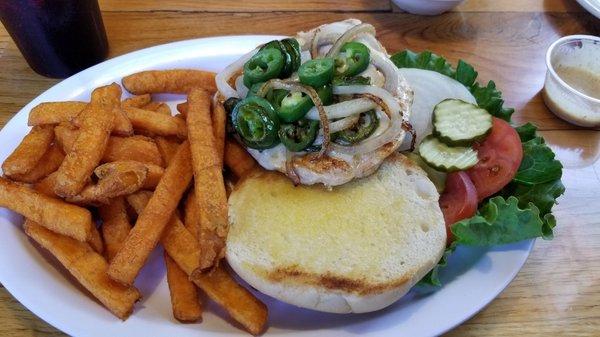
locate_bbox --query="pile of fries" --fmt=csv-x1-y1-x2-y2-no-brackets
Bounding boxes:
0,70,264,334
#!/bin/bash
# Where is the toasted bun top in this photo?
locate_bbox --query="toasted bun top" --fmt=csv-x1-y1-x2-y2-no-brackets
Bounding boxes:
226,153,446,313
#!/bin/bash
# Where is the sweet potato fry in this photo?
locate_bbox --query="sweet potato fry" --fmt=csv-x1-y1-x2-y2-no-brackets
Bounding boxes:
28,101,86,126
108,142,193,286
224,140,257,179
126,191,203,322
122,70,217,95
141,163,164,189
123,107,187,139
70,86,132,136
53,122,78,152
159,217,267,335
122,94,151,108
155,137,180,165
71,108,133,136
2,125,54,176
142,102,171,116
53,84,118,197
183,190,201,240
186,88,228,270
24,220,140,319
164,252,203,323
9,144,64,183
0,177,92,241
104,136,164,166
212,97,227,163
55,126,163,167
176,102,188,117
33,172,58,197
89,225,104,254
67,161,148,205
99,197,131,262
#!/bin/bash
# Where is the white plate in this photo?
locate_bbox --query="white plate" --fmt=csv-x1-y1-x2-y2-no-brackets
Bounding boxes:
0,35,533,337
576,0,600,19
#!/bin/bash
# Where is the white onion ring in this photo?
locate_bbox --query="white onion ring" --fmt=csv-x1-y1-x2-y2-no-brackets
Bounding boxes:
215,48,257,99
323,115,361,134
306,98,377,120
333,85,401,114
234,75,249,98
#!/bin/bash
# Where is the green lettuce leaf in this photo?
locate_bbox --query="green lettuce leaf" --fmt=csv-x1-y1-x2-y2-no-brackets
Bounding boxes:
514,137,563,185
451,196,545,245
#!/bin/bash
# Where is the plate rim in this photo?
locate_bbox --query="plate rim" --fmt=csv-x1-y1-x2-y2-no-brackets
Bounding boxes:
0,34,534,337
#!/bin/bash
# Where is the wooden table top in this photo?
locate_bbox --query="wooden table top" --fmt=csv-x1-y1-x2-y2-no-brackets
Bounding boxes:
0,0,598,336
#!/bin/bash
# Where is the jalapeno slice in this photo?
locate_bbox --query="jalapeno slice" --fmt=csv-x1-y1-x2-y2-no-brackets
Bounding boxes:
334,42,370,77
277,92,313,123
260,38,301,78
279,119,319,152
333,110,379,145
232,97,280,149
243,48,285,88
298,58,335,87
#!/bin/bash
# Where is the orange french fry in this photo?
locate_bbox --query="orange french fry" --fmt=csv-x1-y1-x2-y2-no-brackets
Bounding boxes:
67,161,148,205
28,101,87,126
24,220,140,319
123,107,187,139
53,84,118,197
212,97,227,164
155,136,180,165
55,126,164,167
9,143,65,184
2,125,54,176
159,216,267,335
122,94,151,108
224,140,257,179
183,190,201,240
122,69,217,95
89,225,104,254
164,252,203,323
0,177,92,241
104,136,164,167
186,88,228,270
33,172,58,197
108,142,193,286
126,191,203,323
142,102,171,116
99,197,132,262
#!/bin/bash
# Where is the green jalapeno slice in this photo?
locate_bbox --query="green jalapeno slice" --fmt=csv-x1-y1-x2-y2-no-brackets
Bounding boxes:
260,38,301,78
298,58,335,87
231,97,280,149
333,110,379,145
243,48,284,88
277,91,313,123
334,42,370,77
279,119,320,152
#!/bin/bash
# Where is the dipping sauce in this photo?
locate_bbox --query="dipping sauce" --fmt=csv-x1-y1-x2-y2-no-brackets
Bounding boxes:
543,35,600,128
555,65,600,99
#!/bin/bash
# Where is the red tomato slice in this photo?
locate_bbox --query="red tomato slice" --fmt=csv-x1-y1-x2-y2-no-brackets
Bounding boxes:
439,171,478,243
467,117,523,202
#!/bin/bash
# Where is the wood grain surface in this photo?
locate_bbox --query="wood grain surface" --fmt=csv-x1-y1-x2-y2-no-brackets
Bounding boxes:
0,1,599,336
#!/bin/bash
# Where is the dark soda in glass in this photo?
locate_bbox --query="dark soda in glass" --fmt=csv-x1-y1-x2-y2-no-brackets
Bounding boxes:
0,0,108,78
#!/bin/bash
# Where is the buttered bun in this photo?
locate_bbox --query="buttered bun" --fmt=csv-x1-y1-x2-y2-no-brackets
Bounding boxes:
226,153,446,313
